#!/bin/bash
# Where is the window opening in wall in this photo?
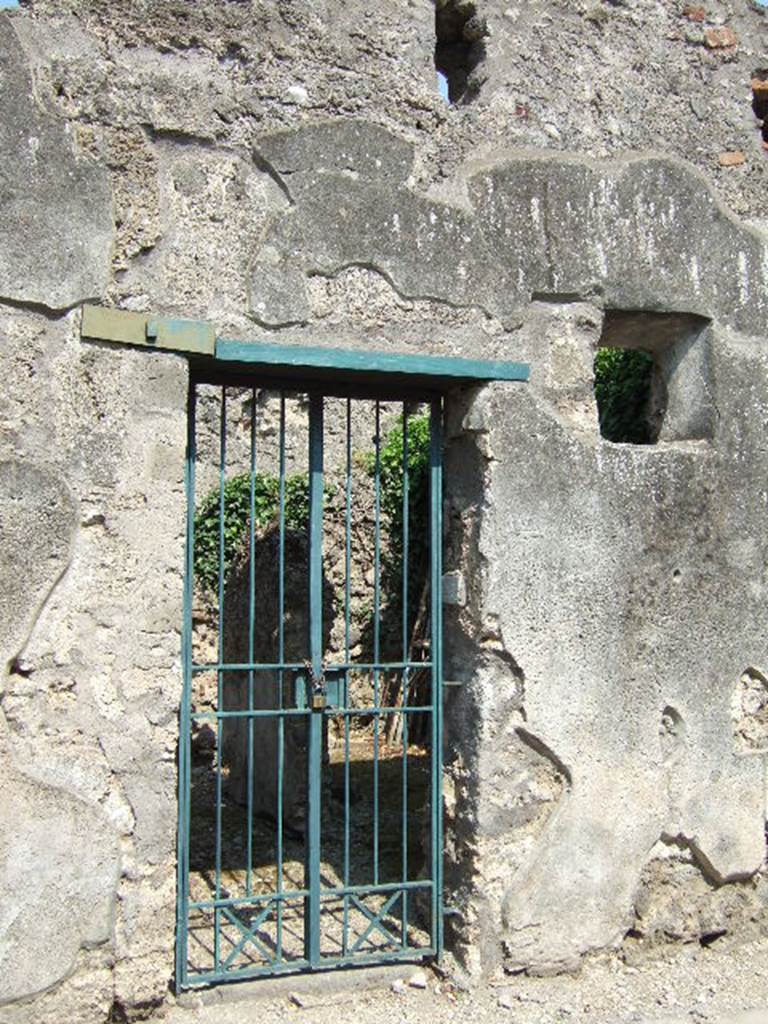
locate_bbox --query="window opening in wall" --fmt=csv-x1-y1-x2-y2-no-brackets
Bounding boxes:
594,348,658,444
594,311,712,445
752,71,768,150
434,0,488,104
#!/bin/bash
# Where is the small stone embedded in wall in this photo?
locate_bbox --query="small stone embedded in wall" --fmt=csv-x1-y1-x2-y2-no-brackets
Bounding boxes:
732,668,768,751
690,94,708,120
683,5,707,22
286,84,309,106
442,570,467,607
704,26,738,49
718,150,746,167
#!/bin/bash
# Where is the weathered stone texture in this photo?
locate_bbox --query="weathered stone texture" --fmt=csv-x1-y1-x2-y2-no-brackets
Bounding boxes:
14,0,768,230
0,19,112,310
628,842,768,952
0,949,114,1024
0,309,187,1018
0,770,120,1002
250,126,768,338
0,459,77,669
442,307,768,972
0,0,766,1019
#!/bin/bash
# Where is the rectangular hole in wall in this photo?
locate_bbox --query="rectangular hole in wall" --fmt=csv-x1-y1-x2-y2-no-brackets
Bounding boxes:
594,310,712,445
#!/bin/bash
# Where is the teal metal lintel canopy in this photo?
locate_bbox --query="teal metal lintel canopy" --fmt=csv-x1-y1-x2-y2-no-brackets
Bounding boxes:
80,305,530,392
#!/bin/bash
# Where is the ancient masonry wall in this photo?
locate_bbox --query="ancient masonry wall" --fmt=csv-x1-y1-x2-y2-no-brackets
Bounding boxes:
0,1,767,1021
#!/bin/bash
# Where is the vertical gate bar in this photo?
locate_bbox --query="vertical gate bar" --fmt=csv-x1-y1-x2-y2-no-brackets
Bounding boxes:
277,393,286,958
246,387,257,898
401,405,410,947
214,386,228,973
343,398,352,955
305,392,324,965
402,404,409,669
429,397,444,956
343,712,351,957
401,669,410,948
372,400,381,888
344,399,352,661
277,712,285,961
175,381,197,991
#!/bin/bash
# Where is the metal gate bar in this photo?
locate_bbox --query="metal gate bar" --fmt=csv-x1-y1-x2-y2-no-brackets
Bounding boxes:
429,398,444,955
213,388,225,974
373,400,381,891
401,409,410,947
276,393,286,957
306,393,323,964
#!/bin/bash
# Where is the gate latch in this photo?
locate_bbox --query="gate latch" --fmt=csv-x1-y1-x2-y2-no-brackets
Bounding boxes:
307,660,326,711
293,664,345,710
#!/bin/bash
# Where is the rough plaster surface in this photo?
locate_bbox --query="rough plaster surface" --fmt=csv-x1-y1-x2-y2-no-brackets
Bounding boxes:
0,19,112,311
0,770,120,1002
0,314,187,1019
251,124,768,336
0,0,766,1020
443,309,768,973
0,459,78,668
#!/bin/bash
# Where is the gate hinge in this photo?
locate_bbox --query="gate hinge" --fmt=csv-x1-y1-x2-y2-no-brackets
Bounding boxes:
81,305,216,357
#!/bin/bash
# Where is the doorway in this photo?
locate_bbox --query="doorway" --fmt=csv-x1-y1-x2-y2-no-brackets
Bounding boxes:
175,375,444,987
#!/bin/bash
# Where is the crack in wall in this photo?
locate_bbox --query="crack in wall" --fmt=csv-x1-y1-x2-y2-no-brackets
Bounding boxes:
305,260,499,318
516,728,573,790
0,294,92,321
252,149,296,206
0,465,78,682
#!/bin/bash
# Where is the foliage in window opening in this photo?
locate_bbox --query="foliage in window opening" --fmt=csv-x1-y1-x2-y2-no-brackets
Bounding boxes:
593,347,655,444
194,473,311,594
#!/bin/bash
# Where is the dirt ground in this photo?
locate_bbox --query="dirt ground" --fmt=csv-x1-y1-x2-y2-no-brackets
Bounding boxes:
156,934,768,1024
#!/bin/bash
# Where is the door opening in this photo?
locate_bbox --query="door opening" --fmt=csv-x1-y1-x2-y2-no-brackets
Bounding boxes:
176,376,444,987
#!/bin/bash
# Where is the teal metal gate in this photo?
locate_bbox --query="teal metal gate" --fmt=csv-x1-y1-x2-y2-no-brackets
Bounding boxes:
176,376,444,986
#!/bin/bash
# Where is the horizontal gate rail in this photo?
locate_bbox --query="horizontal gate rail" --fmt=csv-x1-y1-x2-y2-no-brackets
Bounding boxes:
191,660,432,672
190,705,437,721
189,878,435,912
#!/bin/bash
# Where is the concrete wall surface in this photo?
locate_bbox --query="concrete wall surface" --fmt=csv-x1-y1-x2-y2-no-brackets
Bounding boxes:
0,1,766,1020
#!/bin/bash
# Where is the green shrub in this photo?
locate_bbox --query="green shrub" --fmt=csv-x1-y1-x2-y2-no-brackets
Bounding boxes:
372,413,431,546
367,413,432,636
593,347,655,444
193,472,311,593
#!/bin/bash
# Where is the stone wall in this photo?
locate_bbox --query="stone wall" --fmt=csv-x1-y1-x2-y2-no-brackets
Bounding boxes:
0,1,767,1021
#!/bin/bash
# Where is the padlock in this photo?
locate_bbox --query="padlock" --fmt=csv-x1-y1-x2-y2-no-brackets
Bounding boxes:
306,658,327,711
